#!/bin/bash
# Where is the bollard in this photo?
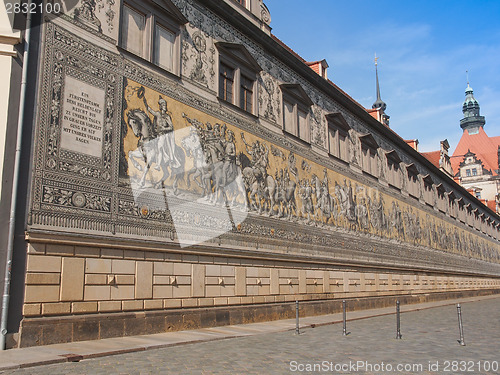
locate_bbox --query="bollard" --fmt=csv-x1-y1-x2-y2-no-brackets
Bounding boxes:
396,300,402,339
456,304,466,346
342,300,347,336
295,300,300,335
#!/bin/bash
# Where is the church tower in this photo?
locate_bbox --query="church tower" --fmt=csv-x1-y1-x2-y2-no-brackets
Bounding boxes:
460,81,485,134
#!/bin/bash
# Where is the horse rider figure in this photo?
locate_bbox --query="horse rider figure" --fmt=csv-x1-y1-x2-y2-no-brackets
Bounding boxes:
221,130,237,186
142,94,180,169
202,122,225,165
241,134,269,187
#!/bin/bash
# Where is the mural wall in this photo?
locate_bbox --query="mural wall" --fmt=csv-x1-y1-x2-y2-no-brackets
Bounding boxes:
28,20,500,280
119,79,500,263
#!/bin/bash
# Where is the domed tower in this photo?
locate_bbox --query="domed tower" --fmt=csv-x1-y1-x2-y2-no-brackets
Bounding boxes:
460,82,485,133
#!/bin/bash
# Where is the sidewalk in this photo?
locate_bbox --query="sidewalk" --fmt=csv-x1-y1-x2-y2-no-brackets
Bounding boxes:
1,294,498,371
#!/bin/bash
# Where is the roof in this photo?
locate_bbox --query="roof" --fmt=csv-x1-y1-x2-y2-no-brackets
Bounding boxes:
486,200,497,212
269,33,414,147
421,151,440,169
270,34,368,115
451,127,500,176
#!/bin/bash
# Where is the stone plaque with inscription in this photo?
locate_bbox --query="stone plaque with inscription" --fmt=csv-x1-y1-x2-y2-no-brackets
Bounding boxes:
61,75,105,157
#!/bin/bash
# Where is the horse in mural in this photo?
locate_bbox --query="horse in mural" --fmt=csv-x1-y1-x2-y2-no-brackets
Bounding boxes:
126,109,185,194
182,127,213,196
241,165,276,214
181,122,247,208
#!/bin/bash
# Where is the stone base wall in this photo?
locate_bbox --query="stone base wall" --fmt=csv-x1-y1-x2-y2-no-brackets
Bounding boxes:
18,289,500,348
16,241,500,348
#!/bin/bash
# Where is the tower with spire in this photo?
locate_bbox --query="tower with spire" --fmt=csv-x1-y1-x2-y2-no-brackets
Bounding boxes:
371,54,390,126
460,76,485,134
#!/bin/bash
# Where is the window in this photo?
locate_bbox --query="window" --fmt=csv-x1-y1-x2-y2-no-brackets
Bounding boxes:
122,5,146,57
326,114,350,162
120,0,187,75
240,75,253,112
422,175,433,204
233,0,247,7
447,192,457,218
216,43,261,115
219,63,234,102
386,150,402,189
472,168,477,176
359,134,379,178
283,100,310,141
406,163,420,198
436,184,446,212
154,24,176,71
466,169,471,177
281,84,313,143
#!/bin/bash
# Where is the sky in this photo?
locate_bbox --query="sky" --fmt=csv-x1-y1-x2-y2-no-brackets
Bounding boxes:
265,0,500,153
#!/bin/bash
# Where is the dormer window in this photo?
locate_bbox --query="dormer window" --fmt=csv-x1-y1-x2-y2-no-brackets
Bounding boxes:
216,42,261,115
281,84,313,144
120,0,187,75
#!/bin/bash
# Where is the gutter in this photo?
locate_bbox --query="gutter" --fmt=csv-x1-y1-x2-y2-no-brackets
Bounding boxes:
1,0,32,350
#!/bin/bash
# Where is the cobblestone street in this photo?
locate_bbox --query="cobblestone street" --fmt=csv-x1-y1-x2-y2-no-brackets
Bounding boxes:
1,297,499,375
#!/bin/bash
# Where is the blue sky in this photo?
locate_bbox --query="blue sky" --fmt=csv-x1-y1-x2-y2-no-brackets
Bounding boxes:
266,0,500,152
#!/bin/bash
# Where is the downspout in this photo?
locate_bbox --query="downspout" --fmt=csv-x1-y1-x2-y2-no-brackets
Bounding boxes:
1,0,33,350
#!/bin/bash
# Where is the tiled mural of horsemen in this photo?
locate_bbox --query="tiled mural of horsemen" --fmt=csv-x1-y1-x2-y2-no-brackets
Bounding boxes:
120,81,499,263
181,114,247,208
126,87,185,194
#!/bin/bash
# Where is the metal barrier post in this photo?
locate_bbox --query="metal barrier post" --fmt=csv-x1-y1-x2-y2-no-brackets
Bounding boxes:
342,300,347,336
457,304,466,346
295,300,300,335
396,300,402,339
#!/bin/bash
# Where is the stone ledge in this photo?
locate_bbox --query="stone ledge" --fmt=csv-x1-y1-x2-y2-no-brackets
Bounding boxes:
16,288,500,348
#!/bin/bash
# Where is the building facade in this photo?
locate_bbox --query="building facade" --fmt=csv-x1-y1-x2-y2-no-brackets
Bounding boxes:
451,84,500,212
1,0,500,349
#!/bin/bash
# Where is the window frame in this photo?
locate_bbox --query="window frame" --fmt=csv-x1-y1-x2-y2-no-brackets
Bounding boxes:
281,84,313,144
422,174,434,205
216,42,261,116
386,150,402,189
326,113,350,163
406,163,420,199
119,0,186,76
359,133,379,178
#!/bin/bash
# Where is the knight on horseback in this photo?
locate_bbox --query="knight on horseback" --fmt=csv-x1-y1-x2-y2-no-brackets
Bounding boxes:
143,94,180,169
